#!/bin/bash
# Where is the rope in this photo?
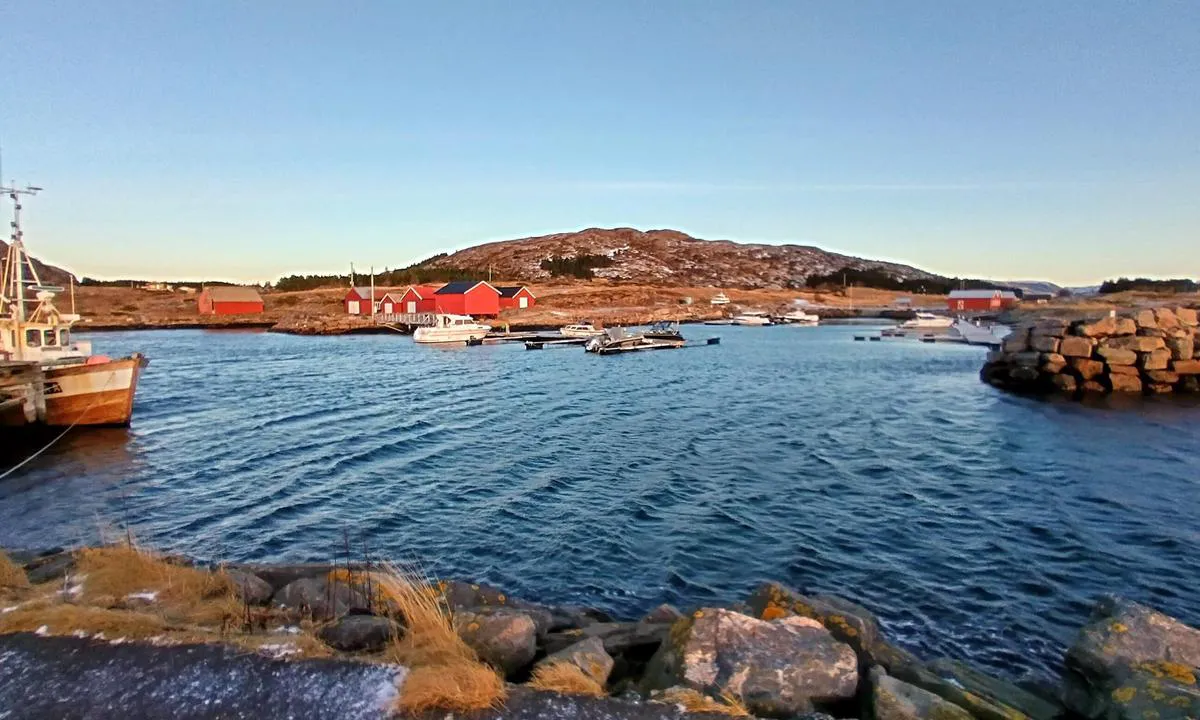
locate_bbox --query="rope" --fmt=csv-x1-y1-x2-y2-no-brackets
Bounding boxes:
0,366,117,481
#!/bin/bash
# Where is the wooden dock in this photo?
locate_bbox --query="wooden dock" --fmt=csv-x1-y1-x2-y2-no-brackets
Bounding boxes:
0,361,45,426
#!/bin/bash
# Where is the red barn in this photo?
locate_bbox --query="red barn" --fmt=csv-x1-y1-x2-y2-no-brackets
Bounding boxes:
384,284,440,314
497,285,536,310
947,289,1020,312
344,287,377,315
433,281,501,317
198,286,264,315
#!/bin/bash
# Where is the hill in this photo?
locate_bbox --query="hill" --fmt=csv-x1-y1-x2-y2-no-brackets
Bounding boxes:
0,239,76,287
416,227,940,289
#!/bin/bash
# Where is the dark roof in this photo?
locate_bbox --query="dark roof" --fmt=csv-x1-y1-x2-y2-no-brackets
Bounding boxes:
435,281,496,295
496,285,530,298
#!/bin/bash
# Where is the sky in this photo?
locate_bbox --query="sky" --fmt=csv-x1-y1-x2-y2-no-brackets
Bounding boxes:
1,1,1197,286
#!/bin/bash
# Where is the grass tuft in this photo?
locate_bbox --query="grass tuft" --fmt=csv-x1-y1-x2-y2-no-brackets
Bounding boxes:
0,603,169,638
527,661,607,697
375,563,507,714
656,687,751,717
0,551,30,589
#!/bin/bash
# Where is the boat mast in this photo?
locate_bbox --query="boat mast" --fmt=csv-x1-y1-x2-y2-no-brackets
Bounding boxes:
1,182,44,323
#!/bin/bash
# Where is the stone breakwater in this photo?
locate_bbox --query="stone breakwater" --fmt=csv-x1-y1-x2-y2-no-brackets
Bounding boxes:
981,306,1200,397
4,548,1200,720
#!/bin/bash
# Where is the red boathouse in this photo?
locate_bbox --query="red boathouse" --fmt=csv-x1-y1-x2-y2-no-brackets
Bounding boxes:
497,285,536,310
433,281,501,317
386,285,440,314
947,289,1020,312
344,287,377,315
198,286,264,315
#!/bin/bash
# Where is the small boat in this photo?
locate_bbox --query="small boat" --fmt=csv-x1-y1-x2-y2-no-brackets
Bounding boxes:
704,319,734,326
643,320,684,341
584,327,686,355
899,312,954,329
413,314,492,344
559,322,602,338
710,292,730,305
949,319,1011,347
1,185,148,428
780,310,820,325
732,314,771,326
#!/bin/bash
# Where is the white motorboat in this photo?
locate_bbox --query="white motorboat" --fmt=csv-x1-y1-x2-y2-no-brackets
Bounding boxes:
781,310,820,325
710,292,730,305
950,319,1011,347
413,314,492,344
559,322,602,338
899,312,954,329
732,314,771,326
584,326,686,354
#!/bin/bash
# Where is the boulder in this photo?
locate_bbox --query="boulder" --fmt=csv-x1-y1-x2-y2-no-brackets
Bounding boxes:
1051,374,1078,394
536,636,614,686
642,604,684,625
226,569,273,606
1076,317,1119,337
1113,318,1138,335
1108,364,1139,376
1063,597,1200,720
872,669,972,720
455,608,537,677
272,576,368,619
1109,374,1143,393
1096,346,1137,366
1145,370,1180,385
1010,366,1041,382
1166,336,1194,361
239,563,340,592
23,552,77,584
1146,383,1174,394
1140,349,1171,371
1176,307,1198,327
1041,357,1067,374
543,621,668,657
1153,307,1180,329
643,609,857,716
1070,358,1105,380
1082,380,1106,394
317,614,399,653
1180,376,1200,393
1172,359,1200,375
1013,351,1041,367
1002,332,1030,353
1034,318,1071,335
1106,336,1166,353
1137,327,1168,338
925,659,1062,720
1135,309,1157,329
1030,335,1060,353
1060,336,1096,358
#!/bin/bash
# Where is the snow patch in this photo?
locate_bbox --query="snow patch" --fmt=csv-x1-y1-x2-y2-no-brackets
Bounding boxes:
33,625,49,636
71,630,89,639
1,605,19,614
126,591,159,602
271,625,301,635
257,643,300,659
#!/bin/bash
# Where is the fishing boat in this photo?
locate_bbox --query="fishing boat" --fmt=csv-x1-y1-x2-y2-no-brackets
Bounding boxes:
413,314,492,344
1,183,148,427
899,312,954,329
559,322,602,338
584,326,686,354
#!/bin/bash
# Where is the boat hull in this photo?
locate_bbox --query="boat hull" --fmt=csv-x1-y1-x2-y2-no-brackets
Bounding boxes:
41,355,148,427
413,328,490,344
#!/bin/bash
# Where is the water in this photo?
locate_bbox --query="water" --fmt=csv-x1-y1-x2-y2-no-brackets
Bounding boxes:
2,326,1199,683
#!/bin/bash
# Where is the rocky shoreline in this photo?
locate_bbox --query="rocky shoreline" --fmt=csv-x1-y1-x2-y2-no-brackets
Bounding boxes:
3,547,1198,720
981,305,1200,397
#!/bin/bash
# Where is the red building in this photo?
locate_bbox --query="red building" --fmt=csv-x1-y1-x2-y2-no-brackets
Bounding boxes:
384,284,440,314
344,287,377,315
947,289,1020,312
433,281,501,316
497,285,536,310
198,286,264,315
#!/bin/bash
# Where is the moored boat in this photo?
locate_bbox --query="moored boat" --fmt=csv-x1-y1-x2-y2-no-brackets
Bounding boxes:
899,311,954,329
559,322,602,338
732,314,771,326
710,292,730,305
413,314,492,344
584,326,686,354
780,310,820,325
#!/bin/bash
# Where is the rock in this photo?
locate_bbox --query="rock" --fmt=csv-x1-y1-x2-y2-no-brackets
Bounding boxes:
1051,374,1078,393
1177,307,1198,326
643,609,857,716
1180,376,1200,393
1108,364,1139,376
1146,383,1174,394
317,614,399,653
24,551,76,584
1153,307,1180,329
1060,336,1096,358
1113,318,1138,335
1070,358,1105,380
872,668,972,720
1041,357,1067,374
1002,331,1030,353
1030,335,1060,353
273,576,368,619
746,582,891,670
1138,327,1168,338
1076,317,1119,337
1009,366,1040,383
1140,349,1171,371
1135,309,1157,328
1106,336,1166,353
1096,346,1138,366
1082,380,1106,394
536,636,615,685
1166,336,1194,361
642,604,684,625
1034,318,1071,335
226,569,273,606
239,563,340,592
1109,374,1143,393
544,621,669,657
1145,370,1180,385
1013,351,1041,367
1062,597,1200,720
455,609,537,677
1172,359,1200,375
925,659,1062,720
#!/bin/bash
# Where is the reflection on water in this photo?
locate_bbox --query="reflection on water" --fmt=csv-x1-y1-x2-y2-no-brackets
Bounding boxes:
1,326,1199,683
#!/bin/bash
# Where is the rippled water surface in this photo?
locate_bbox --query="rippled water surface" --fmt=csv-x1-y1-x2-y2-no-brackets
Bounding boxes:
3,327,1199,681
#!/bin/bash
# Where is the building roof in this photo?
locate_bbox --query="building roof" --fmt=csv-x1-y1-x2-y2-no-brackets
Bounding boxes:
496,285,534,298
394,284,441,299
435,281,498,295
204,286,263,303
346,286,376,299
949,289,1019,300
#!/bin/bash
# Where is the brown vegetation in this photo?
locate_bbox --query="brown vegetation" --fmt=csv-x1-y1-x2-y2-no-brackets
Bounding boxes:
527,662,607,697
654,687,751,717
0,551,29,589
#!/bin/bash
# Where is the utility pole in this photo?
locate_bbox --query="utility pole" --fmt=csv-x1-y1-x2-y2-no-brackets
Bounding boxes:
370,266,376,321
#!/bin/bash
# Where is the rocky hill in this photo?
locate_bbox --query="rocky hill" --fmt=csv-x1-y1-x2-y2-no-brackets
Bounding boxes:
419,227,939,289
0,239,75,287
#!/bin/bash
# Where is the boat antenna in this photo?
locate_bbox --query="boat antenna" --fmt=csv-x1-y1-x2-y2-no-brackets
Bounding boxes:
1,179,44,324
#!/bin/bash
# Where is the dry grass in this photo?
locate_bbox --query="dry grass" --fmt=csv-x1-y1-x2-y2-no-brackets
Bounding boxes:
527,662,607,697
375,563,507,714
656,687,751,717
0,551,29,589
0,602,169,638
76,544,240,627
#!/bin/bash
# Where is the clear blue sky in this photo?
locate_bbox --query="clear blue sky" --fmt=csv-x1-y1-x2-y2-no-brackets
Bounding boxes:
2,1,1197,285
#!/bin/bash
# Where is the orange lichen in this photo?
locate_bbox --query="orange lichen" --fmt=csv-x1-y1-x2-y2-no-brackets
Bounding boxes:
1110,621,1129,633
1112,687,1137,703
760,605,788,621
1138,661,1197,685
0,551,29,589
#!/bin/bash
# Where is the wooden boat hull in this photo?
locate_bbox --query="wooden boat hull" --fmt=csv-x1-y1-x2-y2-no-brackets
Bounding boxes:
41,355,148,427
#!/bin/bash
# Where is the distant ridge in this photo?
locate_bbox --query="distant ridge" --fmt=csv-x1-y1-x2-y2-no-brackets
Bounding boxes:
417,227,942,289
0,238,76,287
